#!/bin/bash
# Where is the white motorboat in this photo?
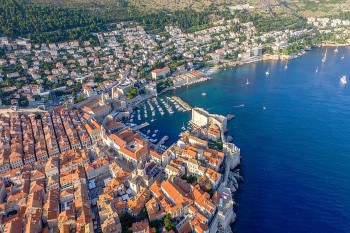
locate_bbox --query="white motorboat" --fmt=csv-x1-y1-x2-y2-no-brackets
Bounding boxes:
340,75,347,85
322,48,327,63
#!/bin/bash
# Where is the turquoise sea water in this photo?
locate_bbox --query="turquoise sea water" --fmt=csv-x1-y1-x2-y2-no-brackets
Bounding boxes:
133,47,350,232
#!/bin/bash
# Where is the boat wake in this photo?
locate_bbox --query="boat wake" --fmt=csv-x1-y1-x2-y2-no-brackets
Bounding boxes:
234,104,245,108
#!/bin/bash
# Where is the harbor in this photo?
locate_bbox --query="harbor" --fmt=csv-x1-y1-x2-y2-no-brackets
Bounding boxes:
125,94,192,147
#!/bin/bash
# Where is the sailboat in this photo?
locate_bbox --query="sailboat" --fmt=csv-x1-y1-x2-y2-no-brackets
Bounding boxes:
265,68,270,76
284,61,288,70
322,49,327,63
315,66,319,73
341,54,345,60
181,122,186,131
340,75,347,85
246,78,250,85
334,46,339,53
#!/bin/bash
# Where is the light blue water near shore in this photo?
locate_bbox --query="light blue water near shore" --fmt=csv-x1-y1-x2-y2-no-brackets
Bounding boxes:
134,47,350,232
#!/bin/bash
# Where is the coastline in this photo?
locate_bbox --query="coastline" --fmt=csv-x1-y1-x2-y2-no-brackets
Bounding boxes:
321,42,350,47
129,43,347,113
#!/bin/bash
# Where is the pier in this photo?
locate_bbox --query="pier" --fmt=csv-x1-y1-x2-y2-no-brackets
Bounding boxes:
131,122,150,131
171,96,192,111
157,135,169,146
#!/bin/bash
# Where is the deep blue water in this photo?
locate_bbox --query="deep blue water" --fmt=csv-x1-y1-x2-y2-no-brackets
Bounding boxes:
132,47,350,232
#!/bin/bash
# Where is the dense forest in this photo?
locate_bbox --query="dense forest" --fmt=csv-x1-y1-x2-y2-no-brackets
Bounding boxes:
0,0,311,44
128,9,212,33
227,11,309,33
0,0,214,43
0,0,105,43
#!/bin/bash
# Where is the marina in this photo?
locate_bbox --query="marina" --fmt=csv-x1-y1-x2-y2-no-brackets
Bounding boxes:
124,94,193,146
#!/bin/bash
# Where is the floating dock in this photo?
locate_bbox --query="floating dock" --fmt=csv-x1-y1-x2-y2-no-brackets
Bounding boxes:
132,122,150,131
157,135,169,146
171,96,192,111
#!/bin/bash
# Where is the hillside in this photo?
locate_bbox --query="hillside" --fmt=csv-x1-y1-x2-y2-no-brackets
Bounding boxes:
26,0,129,20
1,0,349,43
27,0,350,17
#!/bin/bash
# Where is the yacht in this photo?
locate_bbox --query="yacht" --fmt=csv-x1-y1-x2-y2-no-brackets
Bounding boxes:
334,46,339,53
322,49,327,63
341,54,345,60
315,66,319,73
246,78,250,85
340,75,347,85
265,68,270,76
285,61,288,70
202,92,207,96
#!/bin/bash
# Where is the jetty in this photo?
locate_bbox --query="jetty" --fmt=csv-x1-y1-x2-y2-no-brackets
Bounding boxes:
150,136,169,154
157,135,169,146
171,96,192,111
131,122,150,131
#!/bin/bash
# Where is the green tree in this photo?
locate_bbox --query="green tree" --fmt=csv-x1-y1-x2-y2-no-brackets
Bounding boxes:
126,87,138,99
75,96,86,103
19,97,29,107
163,214,174,231
139,208,148,220
205,182,212,191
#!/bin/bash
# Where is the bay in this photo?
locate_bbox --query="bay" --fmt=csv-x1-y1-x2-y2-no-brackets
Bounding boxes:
133,47,350,233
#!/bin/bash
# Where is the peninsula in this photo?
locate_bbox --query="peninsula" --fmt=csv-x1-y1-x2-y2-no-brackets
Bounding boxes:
0,97,241,233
